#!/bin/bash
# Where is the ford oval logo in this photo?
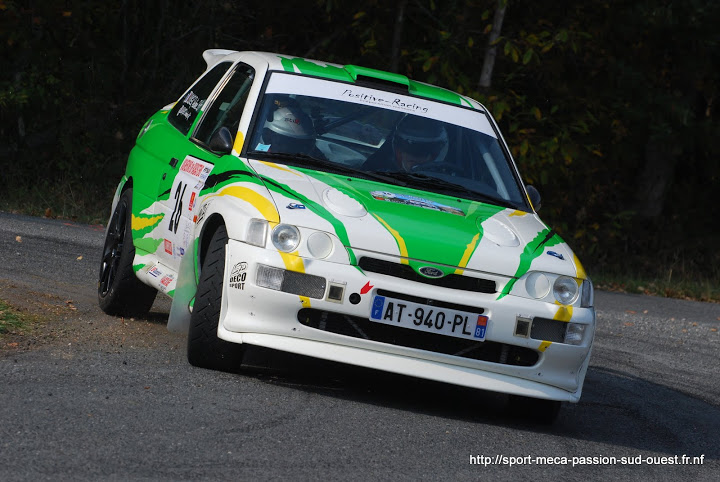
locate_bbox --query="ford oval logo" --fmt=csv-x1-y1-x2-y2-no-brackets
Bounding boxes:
419,266,444,278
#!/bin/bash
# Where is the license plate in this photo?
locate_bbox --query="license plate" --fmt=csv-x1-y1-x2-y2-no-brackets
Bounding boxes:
369,295,488,341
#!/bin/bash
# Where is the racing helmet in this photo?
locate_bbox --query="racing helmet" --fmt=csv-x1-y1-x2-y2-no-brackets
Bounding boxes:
392,115,449,171
263,104,316,154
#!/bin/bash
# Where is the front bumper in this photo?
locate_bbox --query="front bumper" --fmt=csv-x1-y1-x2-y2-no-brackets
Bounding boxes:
217,239,595,402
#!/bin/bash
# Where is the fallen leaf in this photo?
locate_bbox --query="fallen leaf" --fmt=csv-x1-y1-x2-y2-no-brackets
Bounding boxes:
45,207,53,218
711,328,718,332
15,236,22,243
692,322,698,327
7,342,18,348
625,310,636,314
643,310,648,314
76,256,83,261
624,322,634,327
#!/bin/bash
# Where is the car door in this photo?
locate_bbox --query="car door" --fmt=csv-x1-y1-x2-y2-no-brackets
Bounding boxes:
157,61,258,272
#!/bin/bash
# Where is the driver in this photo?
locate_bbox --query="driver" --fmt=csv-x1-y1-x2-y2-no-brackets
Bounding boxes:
263,101,317,154
392,115,449,172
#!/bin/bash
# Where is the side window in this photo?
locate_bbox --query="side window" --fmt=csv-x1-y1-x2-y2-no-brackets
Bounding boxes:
168,62,232,136
193,63,255,148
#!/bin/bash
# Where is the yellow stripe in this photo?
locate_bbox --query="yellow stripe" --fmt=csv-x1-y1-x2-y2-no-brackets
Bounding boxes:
454,233,480,275
211,186,280,222
257,160,302,176
279,250,304,272
278,250,310,307
553,303,573,322
573,253,587,280
131,214,164,230
373,214,409,264
232,132,245,154
538,341,552,352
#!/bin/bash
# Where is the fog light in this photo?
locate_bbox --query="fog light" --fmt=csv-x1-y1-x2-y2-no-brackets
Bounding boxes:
256,265,284,291
515,317,531,338
564,323,586,345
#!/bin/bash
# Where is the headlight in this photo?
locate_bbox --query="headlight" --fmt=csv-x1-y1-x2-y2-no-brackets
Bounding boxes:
307,232,333,259
525,272,551,299
271,224,300,252
581,279,594,308
553,276,579,305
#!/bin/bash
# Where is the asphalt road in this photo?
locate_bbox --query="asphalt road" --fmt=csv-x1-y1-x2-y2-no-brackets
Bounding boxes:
0,211,718,481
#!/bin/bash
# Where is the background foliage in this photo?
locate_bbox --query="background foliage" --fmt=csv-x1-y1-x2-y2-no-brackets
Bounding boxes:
1,0,718,298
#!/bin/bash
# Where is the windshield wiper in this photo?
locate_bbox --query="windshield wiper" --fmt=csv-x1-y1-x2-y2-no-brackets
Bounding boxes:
250,151,406,186
379,171,516,208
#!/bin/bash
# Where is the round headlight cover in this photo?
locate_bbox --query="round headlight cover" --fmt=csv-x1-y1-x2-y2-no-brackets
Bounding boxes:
271,224,300,252
525,272,551,299
553,276,579,305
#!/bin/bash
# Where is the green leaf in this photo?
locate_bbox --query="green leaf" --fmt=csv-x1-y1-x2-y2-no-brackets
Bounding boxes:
522,48,534,64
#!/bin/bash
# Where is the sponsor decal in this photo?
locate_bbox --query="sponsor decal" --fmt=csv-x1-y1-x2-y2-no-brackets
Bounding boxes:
341,89,429,114
419,266,444,278
164,239,173,255
547,250,565,260
229,262,248,290
264,73,497,138
174,246,185,257
160,275,174,287
360,281,373,295
287,202,306,210
180,158,211,180
188,191,196,211
370,191,465,216
196,201,211,224
148,266,163,278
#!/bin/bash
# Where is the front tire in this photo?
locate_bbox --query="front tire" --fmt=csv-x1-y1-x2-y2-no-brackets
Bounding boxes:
187,225,245,371
98,188,157,317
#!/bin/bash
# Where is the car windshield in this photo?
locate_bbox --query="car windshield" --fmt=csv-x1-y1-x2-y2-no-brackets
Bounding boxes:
247,72,528,209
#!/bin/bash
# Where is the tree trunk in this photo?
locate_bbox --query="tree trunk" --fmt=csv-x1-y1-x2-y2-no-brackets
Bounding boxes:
478,0,508,90
634,137,679,218
390,0,409,73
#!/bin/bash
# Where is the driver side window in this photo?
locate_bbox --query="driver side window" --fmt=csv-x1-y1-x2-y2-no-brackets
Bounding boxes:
193,63,255,149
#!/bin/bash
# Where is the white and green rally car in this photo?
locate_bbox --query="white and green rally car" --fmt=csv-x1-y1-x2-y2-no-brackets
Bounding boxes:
98,50,595,420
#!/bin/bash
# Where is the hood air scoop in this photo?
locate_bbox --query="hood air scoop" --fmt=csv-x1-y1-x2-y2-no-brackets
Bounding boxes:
322,188,367,218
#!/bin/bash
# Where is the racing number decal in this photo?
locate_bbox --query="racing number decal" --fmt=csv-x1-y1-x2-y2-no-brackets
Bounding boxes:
164,156,214,259
169,181,188,234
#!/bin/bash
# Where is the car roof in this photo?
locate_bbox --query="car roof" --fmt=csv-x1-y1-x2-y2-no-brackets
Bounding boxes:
202,49,482,110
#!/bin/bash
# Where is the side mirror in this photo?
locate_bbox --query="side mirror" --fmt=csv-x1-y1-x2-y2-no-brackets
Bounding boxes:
526,185,542,211
209,127,234,154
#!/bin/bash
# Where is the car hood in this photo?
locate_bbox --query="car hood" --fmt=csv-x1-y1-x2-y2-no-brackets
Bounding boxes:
249,159,581,279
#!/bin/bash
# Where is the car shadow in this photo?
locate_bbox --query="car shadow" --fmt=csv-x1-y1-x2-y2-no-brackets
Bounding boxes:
234,345,720,459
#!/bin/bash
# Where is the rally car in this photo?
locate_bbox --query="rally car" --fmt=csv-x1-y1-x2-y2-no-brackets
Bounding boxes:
98,50,595,421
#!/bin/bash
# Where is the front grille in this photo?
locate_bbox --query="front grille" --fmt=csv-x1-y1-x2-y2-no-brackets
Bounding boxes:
297,308,538,367
530,317,567,343
282,271,326,299
358,257,496,293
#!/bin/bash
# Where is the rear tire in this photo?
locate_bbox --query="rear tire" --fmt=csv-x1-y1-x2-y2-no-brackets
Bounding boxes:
98,188,157,317
187,225,245,371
